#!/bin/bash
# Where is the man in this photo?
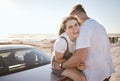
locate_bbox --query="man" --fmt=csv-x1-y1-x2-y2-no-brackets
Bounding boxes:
59,4,115,81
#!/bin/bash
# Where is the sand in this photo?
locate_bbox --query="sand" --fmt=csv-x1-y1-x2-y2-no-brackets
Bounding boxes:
0,34,120,81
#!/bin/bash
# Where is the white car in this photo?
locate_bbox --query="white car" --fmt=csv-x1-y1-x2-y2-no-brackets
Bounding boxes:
0,44,66,81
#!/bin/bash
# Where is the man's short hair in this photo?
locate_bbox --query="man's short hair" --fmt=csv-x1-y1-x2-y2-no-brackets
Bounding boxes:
70,4,86,15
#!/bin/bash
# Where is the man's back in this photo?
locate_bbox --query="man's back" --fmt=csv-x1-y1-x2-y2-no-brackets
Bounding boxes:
76,18,115,81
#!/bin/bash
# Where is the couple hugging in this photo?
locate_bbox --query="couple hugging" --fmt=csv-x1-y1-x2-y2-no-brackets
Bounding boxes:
51,4,115,81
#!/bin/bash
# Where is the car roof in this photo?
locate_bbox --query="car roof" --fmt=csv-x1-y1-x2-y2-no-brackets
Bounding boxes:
0,44,33,51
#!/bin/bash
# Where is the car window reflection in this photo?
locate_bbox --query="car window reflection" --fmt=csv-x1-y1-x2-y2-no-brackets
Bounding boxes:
0,47,50,76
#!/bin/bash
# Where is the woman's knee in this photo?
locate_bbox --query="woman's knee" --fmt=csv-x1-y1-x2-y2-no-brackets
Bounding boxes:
61,68,86,81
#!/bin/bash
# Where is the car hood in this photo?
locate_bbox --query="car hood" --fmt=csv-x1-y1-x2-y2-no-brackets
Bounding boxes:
0,64,59,81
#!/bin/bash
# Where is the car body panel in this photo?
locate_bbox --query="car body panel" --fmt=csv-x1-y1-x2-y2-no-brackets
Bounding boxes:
0,64,52,81
0,44,61,81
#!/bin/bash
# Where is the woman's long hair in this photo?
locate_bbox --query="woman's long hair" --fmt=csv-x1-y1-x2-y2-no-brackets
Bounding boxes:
58,16,80,35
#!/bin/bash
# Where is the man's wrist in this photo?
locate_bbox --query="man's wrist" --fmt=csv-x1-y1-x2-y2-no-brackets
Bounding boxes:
59,62,65,70
61,62,65,69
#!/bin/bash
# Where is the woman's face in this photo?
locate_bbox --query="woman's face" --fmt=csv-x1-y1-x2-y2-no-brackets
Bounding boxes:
65,19,80,41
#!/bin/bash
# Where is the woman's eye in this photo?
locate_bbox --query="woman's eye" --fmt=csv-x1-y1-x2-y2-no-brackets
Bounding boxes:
74,23,79,26
68,26,73,29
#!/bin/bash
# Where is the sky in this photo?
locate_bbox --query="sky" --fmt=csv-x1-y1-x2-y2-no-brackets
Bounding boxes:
0,0,120,38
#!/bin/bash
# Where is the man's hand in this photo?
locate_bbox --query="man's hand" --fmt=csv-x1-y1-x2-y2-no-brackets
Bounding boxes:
77,62,86,70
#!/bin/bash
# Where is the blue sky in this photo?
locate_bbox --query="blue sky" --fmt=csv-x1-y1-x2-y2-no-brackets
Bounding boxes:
0,0,120,37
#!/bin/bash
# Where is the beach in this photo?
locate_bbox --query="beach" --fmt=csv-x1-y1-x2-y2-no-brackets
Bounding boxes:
110,43,120,81
0,34,120,81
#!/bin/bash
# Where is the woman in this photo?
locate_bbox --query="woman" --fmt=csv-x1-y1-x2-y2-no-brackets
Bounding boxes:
51,16,86,81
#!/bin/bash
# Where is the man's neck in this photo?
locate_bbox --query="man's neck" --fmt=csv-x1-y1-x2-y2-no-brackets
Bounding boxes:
84,16,89,21
81,16,89,24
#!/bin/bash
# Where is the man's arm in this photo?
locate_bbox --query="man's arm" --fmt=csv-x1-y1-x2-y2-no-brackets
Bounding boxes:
62,48,88,69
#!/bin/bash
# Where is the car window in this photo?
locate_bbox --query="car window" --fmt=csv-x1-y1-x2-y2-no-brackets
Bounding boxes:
0,47,50,76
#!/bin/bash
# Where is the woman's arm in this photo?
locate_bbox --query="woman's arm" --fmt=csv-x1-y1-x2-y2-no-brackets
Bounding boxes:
53,51,66,63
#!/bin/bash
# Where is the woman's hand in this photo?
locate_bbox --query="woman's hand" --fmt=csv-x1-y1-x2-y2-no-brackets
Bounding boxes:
52,62,62,70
